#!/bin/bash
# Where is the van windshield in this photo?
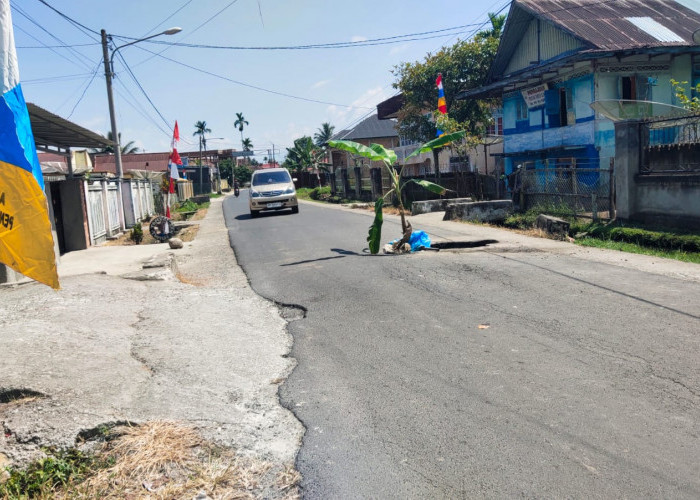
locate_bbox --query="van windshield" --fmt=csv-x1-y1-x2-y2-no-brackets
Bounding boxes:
252,171,291,186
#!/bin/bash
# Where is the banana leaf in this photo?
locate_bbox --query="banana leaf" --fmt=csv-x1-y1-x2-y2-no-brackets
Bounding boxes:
404,130,467,161
327,140,387,162
369,143,397,166
367,198,384,254
408,179,450,196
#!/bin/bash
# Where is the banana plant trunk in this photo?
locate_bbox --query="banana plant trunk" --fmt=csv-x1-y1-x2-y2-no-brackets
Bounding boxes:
433,148,441,184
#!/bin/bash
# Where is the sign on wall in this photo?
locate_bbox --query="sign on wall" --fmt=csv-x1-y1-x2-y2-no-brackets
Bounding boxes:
521,84,548,109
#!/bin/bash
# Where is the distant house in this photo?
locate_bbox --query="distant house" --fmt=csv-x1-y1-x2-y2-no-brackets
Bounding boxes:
328,114,399,198
458,0,700,176
95,149,241,196
330,113,399,168
376,94,504,176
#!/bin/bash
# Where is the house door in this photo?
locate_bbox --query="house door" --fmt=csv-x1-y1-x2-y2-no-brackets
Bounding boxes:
50,182,66,255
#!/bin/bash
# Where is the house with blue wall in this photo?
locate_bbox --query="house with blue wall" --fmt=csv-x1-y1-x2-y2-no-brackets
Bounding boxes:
458,0,700,176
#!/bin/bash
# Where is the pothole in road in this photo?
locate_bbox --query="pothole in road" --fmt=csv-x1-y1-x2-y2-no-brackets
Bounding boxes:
276,302,306,322
0,388,46,405
430,239,499,250
76,420,136,444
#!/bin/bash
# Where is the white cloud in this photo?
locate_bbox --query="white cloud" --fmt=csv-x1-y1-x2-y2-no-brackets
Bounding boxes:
311,79,331,89
326,86,392,129
389,43,411,56
351,35,368,42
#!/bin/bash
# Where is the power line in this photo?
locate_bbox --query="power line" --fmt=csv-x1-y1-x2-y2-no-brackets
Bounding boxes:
17,42,100,49
12,22,93,72
67,61,102,118
22,72,94,85
130,44,374,110
127,0,241,69
34,0,100,39
13,5,96,70
141,0,193,37
113,81,174,140
119,21,503,51
115,51,172,130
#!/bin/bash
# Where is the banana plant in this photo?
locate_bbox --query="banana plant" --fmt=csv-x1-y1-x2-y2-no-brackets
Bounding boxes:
328,130,466,253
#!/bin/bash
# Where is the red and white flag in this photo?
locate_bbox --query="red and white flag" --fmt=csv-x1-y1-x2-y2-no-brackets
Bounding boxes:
166,121,182,217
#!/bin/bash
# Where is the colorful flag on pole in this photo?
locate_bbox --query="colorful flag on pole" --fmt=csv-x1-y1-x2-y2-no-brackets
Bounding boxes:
436,73,448,137
166,121,182,217
0,0,59,289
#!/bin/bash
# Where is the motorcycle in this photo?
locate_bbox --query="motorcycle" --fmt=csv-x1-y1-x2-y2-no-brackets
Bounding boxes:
234,185,240,197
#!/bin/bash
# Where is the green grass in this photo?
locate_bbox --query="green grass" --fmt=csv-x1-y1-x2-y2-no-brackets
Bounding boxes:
0,448,107,499
499,203,700,264
174,199,210,212
296,186,364,204
574,237,700,264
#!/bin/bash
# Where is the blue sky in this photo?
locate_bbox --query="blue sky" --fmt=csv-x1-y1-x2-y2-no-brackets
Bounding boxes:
13,0,509,160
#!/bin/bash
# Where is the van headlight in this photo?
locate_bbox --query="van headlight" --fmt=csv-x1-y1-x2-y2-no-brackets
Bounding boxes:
250,189,260,198
284,186,295,194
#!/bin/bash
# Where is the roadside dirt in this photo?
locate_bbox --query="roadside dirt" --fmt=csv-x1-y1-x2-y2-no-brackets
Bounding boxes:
104,209,206,246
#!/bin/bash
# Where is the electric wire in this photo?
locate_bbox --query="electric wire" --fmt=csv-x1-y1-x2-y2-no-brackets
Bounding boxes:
13,5,96,71
17,42,100,49
130,44,374,110
66,60,102,118
126,0,241,69
113,81,174,140
115,51,172,130
22,73,94,85
141,0,193,37
34,0,101,38
13,23,93,72
113,56,195,145
119,21,504,51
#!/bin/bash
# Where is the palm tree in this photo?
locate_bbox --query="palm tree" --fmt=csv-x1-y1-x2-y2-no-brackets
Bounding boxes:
93,131,140,154
242,138,253,151
193,120,211,194
314,122,335,147
193,120,211,163
234,112,249,150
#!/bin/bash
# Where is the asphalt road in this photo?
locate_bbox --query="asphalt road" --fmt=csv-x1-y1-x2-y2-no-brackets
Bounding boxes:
224,194,700,499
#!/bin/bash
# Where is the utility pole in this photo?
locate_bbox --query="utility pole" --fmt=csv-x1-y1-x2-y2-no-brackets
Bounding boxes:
101,29,125,228
198,136,203,195
272,143,276,165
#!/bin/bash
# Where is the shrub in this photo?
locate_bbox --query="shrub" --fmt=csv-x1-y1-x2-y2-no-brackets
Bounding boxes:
309,186,331,200
0,448,97,498
129,223,143,244
176,200,198,212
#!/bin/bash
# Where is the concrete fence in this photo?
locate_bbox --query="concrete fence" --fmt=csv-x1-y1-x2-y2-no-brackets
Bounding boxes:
615,119,700,228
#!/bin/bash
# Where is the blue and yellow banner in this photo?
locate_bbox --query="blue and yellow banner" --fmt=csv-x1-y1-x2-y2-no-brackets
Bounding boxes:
0,0,59,289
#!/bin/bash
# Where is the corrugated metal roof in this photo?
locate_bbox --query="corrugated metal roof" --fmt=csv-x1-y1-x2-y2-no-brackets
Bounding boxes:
490,0,700,79
331,114,398,141
625,16,684,42
28,103,111,149
518,0,698,50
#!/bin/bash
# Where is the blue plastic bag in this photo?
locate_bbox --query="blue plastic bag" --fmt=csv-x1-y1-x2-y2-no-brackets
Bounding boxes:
409,230,431,252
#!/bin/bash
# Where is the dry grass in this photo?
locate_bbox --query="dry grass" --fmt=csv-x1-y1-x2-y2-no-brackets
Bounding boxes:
174,271,208,287
53,421,300,500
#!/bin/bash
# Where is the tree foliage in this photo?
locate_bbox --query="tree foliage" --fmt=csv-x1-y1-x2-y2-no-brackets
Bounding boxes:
392,14,505,143
328,131,465,253
192,120,211,149
219,159,252,184
285,136,327,175
314,122,335,147
93,131,140,154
